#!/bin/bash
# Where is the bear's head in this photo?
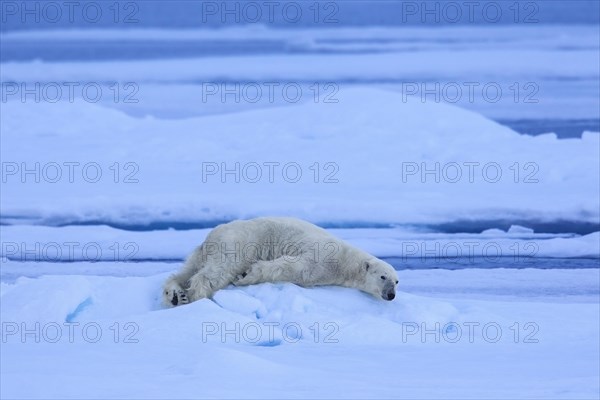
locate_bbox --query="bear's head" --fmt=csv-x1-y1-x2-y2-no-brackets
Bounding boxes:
362,259,398,301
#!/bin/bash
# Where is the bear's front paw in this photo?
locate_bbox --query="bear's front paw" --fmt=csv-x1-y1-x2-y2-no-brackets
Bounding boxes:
173,289,189,306
165,288,189,307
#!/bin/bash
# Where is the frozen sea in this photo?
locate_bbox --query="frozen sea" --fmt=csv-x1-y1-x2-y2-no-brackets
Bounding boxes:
1,2,599,399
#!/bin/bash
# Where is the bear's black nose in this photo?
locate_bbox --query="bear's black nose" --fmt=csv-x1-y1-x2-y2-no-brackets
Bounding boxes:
171,292,179,306
387,293,395,301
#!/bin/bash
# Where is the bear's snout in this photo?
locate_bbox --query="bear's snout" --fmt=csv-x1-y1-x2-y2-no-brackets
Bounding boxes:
171,292,179,306
382,282,396,301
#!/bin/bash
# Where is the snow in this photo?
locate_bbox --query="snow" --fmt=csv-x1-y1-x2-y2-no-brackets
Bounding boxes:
2,88,599,228
1,224,599,398
1,225,599,264
3,25,599,123
2,26,598,229
1,263,599,399
1,20,599,400
3,27,599,83
3,25,597,47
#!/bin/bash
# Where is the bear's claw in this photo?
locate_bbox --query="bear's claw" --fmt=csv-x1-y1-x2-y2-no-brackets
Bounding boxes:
233,277,242,284
233,271,248,285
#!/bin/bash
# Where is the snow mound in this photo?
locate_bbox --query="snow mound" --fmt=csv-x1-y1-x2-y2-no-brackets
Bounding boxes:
0,272,459,346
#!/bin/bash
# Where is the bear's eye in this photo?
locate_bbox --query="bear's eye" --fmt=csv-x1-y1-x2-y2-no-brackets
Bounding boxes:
395,280,399,284
380,276,386,280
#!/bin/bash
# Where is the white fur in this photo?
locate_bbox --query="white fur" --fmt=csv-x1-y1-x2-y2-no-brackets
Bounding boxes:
162,217,398,307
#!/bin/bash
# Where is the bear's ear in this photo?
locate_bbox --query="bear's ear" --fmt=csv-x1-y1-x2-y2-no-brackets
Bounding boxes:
364,261,370,271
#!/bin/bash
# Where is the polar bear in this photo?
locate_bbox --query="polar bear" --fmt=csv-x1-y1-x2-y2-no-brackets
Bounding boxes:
162,217,398,307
